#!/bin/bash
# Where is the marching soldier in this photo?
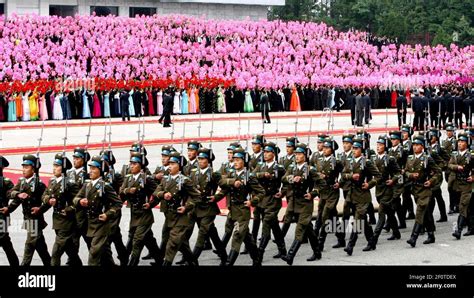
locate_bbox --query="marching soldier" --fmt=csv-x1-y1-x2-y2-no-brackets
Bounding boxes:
405,135,441,247
252,142,287,262
249,134,266,253
448,133,473,239
400,125,416,222
363,135,401,252
0,156,19,266
279,137,298,170
183,141,202,176
100,149,128,266
68,147,92,261
443,123,458,214
427,128,449,223
42,153,82,266
188,148,228,264
213,147,265,266
152,152,201,266
280,143,322,265
309,134,327,167
313,137,344,252
388,131,408,230
119,152,162,265
1,155,50,266
339,139,381,256
72,155,123,265
121,142,152,177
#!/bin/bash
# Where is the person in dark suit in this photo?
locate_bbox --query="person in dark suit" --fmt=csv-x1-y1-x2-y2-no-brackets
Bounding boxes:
120,90,130,121
260,90,271,123
133,89,143,118
396,90,407,128
411,90,424,131
161,88,174,127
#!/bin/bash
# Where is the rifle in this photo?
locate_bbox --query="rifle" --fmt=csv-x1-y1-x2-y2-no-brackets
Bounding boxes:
237,111,241,144
385,107,389,134
197,110,202,138
140,115,146,189
307,113,313,144
33,119,46,193
438,100,441,129
107,117,114,183
61,117,68,194
170,116,175,144
83,118,92,183
209,112,214,164
0,122,4,195
246,118,250,153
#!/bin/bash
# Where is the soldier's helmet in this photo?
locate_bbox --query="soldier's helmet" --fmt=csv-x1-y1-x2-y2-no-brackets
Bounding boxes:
352,138,365,152
322,137,339,152
130,142,148,156
457,133,469,143
197,148,215,162
0,156,10,168
342,134,355,144
22,154,41,169
412,135,426,147
130,152,149,168
252,134,266,146
53,153,72,170
263,142,281,156
73,147,91,162
401,125,414,137
445,123,455,131
169,152,187,168
88,155,109,174
187,141,202,151
232,148,250,166
161,145,176,156
100,149,116,166
428,128,441,140
376,135,391,151
389,131,402,141
317,134,328,144
285,137,298,148
295,143,312,159
227,142,242,152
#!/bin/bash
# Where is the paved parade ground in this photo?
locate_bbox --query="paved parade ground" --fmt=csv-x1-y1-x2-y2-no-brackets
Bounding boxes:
1,109,473,266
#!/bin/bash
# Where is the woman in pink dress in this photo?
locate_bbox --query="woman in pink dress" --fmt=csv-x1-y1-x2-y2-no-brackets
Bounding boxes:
157,89,163,116
39,94,49,120
147,88,155,116
92,92,102,118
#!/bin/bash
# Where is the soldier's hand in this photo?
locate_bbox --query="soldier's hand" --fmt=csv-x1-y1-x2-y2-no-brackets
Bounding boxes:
457,165,464,172
467,176,473,183
209,196,216,202
411,173,420,180
129,187,137,194
386,179,394,186
333,183,340,189
18,193,29,200
49,198,57,206
244,201,252,207
98,213,107,221
79,198,89,207
30,207,40,215
164,193,172,200
234,180,242,188
274,192,282,198
142,203,150,210
319,173,326,179
264,172,272,179
177,206,186,214
304,193,312,200
293,176,302,183
0,207,8,215
352,174,360,181
424,181,431,188
156,173,164,180
362,182,369,190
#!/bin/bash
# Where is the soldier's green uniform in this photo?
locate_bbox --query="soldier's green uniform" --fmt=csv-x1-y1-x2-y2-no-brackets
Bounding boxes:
68,148,92,257
363,136,401,252
401,125,416,222
427,129,449,222
7,155,50,266
313,138,344,252
120,152,162,265
443,123,458,214
0,156,19,266
249,134,265,250
153,152,201,266
42,154,82,266
309,134,327,167
405,136,441,247
278,137,298,170
214,148,265,266
187,148,227,264
388,131,409,229
280,143,322,265
100,149,128,266
72,156,123,266
448,133,473,239
252,142,287,262
339,139,381,256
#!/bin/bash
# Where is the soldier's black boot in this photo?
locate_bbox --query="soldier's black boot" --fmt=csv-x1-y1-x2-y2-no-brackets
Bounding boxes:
193,246,204,260
317,229,327,252
214,232,231,255
332,232,346,248
128,255,140,266
281,222,291,238
344,232,358,256
208,227,228,265
362,234,378,252
203,238,213,251
257,236,270,263
423,232,435,244
281,240,301,266
162,260,172,266
368,203,377,225
227,249,239,266
387,228,401,240
141,251,153,260
307,229,322,262
407,223,422,247
273,243,287,259
1,238,19,266
452,215,465,240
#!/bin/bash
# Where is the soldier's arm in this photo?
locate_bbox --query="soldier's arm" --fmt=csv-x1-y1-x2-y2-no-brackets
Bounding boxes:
8,180,23,200
37,182,51,214
252,164,266,180
248,176,265,207
73,184,86,207
104,184,122,220
389,157,401,181
152,180,165,203
219,176,237,188
447,154,459,171
183,178,200,213
427,157,441,185
366,161,382,189
339,161,351,183
41,180,53,205
118,175,131,201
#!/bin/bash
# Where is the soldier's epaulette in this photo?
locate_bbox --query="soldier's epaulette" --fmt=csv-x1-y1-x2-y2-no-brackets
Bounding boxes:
191,168,198,172
84,179,91,183
4,177,10,181
19,177,26,181
409,155,414,160
452,152,458,157
50,177,55,180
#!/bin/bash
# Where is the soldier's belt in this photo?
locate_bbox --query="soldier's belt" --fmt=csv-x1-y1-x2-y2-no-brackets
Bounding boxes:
230,198,246,205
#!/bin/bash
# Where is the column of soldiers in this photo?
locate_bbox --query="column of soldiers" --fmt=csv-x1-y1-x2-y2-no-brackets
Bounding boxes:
0,124,474,266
